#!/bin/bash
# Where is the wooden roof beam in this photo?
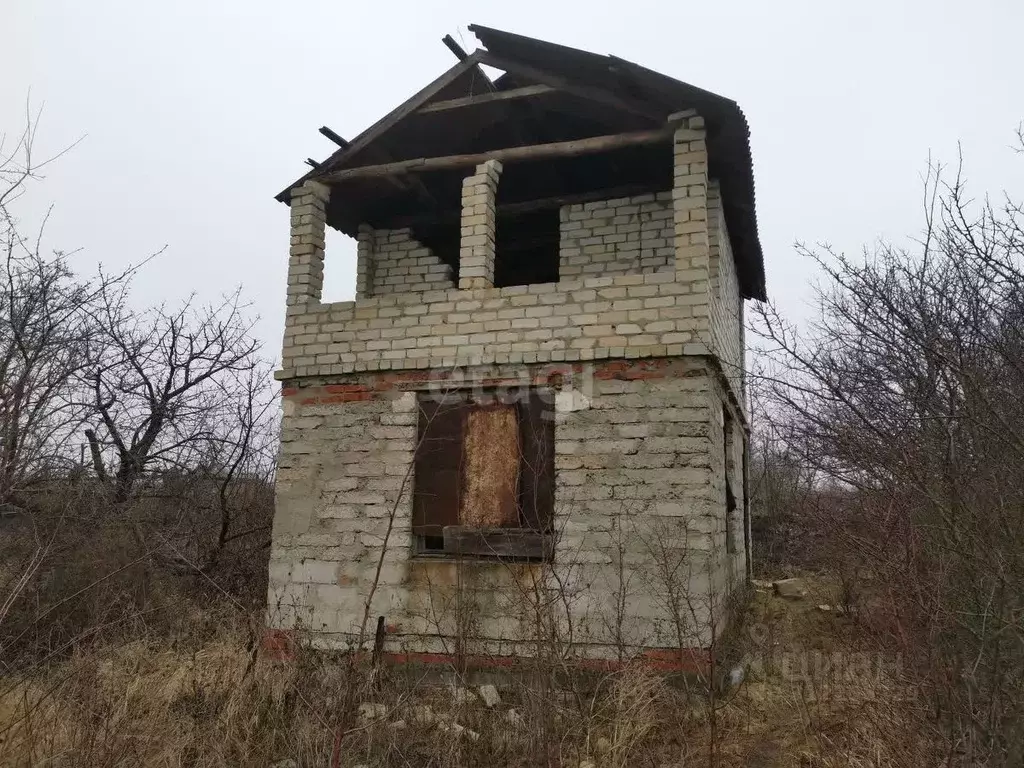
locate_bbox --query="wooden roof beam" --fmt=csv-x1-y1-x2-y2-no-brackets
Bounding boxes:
419,84,557,114
442,34,469,62
319,126,349,148
476,50,664,122
364,147,440,208
277,54,491,201
319,123,686,183
397,169,440,209
323,53,486,168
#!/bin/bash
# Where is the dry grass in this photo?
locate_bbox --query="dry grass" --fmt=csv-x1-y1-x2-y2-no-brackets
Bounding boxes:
0,624,678,766
0,567,944,767
703,575,941,767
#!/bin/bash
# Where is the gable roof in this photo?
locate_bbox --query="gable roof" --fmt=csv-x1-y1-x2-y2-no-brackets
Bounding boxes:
276,26,766,300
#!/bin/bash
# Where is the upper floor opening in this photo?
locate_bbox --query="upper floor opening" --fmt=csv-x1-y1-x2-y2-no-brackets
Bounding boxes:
276,25,767,303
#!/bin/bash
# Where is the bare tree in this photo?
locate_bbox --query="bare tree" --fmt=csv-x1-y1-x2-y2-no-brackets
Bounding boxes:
1,103,276,584
0,104,129,505
83,289,262,505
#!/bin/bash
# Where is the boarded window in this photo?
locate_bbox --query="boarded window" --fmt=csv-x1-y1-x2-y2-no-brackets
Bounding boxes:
412,389,554,558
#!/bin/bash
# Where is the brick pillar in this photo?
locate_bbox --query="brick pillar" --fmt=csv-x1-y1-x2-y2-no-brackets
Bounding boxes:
671,112,712,350
287,180,329,306
355,224,375,298
458,159,502,290
706,180,722,298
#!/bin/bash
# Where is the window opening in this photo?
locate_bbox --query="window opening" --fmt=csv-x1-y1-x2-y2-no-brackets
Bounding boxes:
412,388,554,559
493,209,560,287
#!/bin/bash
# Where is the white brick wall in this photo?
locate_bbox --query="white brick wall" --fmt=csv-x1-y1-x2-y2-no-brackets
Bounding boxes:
358,228,454,297
559,191,674,279
278,272,706,379
287,182,329,307
285,117,738,399
268,360,727,657
708,182,743,399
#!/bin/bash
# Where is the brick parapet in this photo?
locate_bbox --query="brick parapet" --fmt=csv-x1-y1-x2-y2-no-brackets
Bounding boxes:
277,271,721,388
355,224,375,299
360,227,454,297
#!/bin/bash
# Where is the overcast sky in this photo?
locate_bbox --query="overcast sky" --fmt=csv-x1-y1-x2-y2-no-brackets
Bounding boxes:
4,0,1023,364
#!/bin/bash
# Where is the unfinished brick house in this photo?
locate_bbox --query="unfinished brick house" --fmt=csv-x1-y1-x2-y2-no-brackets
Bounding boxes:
268,26,766,667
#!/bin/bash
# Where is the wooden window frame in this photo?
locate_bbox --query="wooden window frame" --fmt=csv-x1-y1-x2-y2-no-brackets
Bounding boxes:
412,387,555,561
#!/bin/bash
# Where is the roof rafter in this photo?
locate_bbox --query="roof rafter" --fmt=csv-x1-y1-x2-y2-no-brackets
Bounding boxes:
476,50,664,123
442,34,469,61
319,126,349,148
419,84,557,114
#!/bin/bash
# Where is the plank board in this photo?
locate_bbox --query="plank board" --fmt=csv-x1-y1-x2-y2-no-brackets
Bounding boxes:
412,398,467,537
443,526,553,560
460,405,520,527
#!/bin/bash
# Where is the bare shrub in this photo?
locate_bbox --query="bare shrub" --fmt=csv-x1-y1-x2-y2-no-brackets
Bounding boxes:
752,138,1024,764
